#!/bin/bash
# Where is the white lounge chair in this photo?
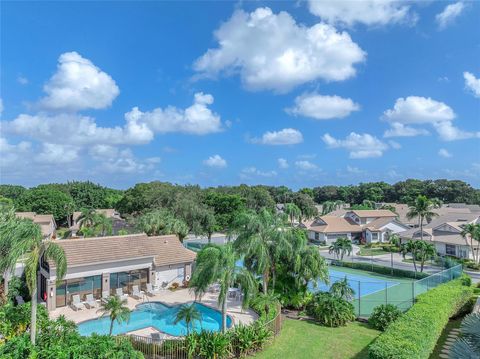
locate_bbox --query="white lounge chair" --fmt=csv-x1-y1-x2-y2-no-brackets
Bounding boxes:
116,288,128,300
85,294,97,308
101,290,110,303
146,283,157,296
15,296,25,305
71,295,85,311
131,285,142,299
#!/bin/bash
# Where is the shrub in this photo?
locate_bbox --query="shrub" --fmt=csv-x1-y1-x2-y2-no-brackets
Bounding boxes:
461,275,472,287
331,260,430,279
368,277,474,359
368,304,402,331
230,320,273,357
306,292,355,327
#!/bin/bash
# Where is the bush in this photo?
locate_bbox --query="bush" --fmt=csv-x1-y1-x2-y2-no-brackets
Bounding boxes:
5,275,30,304
368,304,402,331
368,277,474,359
229,320,273,357
306,292,355,327
331,260,429,279
461,275,472,287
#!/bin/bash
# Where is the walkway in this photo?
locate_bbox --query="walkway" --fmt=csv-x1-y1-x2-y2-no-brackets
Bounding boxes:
438,327,460,359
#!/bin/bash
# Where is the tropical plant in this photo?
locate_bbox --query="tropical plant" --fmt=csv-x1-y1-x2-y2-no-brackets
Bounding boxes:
329,237,352,260
368,304,402,331
97,295,131,336
230,320,273,357
174,303,202,335
77,208,97,229
400,240,436,272
189,244,257,333
329,277,355,301
321,200,345,215
284,203,301,225
0,212,67,345
250,292,280,319
167,218,190,242
406,195,439,241
450,313,480,358
94,213,113,236
306,292,355,327
136,209,173,236
460,223,480,264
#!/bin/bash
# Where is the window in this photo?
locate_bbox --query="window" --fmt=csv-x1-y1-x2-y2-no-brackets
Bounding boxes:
315,232,320,241
371,232,379,240
446,244,456,256
110,269,148,294
55,275,102,308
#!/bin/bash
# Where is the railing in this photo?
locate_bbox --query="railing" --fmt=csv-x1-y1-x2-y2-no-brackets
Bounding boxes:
117,309,283,359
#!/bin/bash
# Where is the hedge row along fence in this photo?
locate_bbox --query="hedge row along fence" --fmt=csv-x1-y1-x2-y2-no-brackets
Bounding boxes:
368,276,474,359
330,260,430,280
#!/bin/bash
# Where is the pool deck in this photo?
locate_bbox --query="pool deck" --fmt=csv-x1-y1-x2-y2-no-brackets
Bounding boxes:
49,288,258,335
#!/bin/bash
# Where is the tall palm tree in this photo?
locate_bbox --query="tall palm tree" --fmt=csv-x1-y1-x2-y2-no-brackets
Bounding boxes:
406,195,439,241
94,213,113,237
189,244,256,333
231,210,291,293
330,277,355,301
461,223,480,264
337,237,353,260
174,303,202,335
328,241,341,260
98,295,131,336
77,208,97,230
0,215,67,345
322,200,345,215
284,203,301,226
400,240,436,272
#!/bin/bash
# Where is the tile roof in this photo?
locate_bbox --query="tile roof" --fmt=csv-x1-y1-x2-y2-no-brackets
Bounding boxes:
349,209,397,218
309,216,361,233
15,212,56,237
51,233,196,268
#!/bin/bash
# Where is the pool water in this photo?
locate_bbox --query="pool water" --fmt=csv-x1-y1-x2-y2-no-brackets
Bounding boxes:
77,302,232,337
310,268,400,297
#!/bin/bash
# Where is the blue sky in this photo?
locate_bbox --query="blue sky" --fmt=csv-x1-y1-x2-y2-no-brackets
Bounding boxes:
1,1,479,189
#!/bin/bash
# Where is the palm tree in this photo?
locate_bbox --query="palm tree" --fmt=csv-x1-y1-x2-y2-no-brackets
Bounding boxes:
189,244,256,333
137,209,172,236
98,295,131,336
400,240,435,272
450,313,480,358
94,213,113,237
328,241,341,260
77,208,97,230
337,237,353,260
167,218,190,243
284,203,301,226
330,277,355,301
406,195,439,241
250,292,280,318
231,210,291,293
174,303,202,335
321,200,345,215
461,223,480,264
0,215,67,345
400,240,418,272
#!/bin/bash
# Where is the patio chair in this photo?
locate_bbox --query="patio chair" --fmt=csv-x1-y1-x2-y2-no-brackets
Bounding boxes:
15,296,25,305
131,285,142,300
160,281,169,290
101,291,110,303
71,295,85,311
116,288,128,300
85,294,97,309
146,283,157,296
151,332,167,342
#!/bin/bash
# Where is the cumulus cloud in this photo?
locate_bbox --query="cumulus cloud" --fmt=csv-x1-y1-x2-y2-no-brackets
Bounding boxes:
438,148,452,158
251,128,303,145
388,140,402,149
194,7,365,93
203,154,227,168
464,72,480,98
286,92,359,120
240,167,277,179
383,96,478,141
277,158,289,169
346,165,364,174
36,143,79,164
308,0,417,27
101,149,160,174
125,93,223,135
436,2,466,30
295,160,318,171
323,132,389,158
39,52,119,111
0,137,31,167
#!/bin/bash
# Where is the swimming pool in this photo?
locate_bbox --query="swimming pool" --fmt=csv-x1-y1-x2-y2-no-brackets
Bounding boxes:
309,267,400,297
77,302,232,337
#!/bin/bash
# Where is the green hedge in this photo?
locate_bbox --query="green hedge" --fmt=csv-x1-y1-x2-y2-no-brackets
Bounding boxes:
368,277,473,359
331,260,429,279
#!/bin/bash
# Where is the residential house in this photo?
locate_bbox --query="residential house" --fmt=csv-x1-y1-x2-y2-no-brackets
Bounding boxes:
39,233,196,311
15,212,57,239
70,208,126,236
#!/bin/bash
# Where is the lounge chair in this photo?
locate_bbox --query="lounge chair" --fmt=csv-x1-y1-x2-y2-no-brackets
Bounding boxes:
116,288,128,300
15,296,25,305
131,285,142,299
145,283,157,297
71,295,85,311
101,290,110,303
151,332,166,342
85,294,97,308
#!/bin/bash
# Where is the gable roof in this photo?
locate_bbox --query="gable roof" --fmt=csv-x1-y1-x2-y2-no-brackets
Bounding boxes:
348,209,397,218
15,212,56,238
309,216,361,233
51,233,196,268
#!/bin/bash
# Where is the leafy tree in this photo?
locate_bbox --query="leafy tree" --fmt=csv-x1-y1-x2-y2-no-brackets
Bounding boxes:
284,203,301,225
461,223,480,264
407,195,440,241
203,192,245,230
0,213,67,345
136,209,173,236
167,218,190,242
67,181,111,209
321,200,345,215
15,187,75,223
368,304,402,331
189,244,256,332
0,185,26,201
330,277,355,301
97,295,131,336
292,192,317,222
174,303,202,335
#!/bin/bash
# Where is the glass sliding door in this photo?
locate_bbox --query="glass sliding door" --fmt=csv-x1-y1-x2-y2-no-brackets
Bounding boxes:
109,269,149,295
55,275,102,307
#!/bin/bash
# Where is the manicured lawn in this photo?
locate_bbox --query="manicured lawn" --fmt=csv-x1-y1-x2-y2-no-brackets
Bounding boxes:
357,247,388,256
253,319,380,359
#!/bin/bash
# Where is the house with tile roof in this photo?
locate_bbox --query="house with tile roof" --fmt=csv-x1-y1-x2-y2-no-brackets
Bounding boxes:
15,212,57,239
39,233,196,311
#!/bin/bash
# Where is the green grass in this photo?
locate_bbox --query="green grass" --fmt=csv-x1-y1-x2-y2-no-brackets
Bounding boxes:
357,248,388,256
253,319,380,359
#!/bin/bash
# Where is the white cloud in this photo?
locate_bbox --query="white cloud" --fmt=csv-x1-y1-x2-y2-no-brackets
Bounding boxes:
384,122,429,137
0,137,31,167
464,72,480,98
101,149,160,174
286,92,359,120
17,76,29,85
36,143,79,164
384,96,455,124
277,158,289,169
0,98,3,116
433,121,480,141
88,144,120,160
323,132,389,158
295,160,318,171
436,2,466,30
346,165,364,174
39,52,119,111
308,0,417,27
194,7,366,93
203,154,227,168
240,167,277,178
438,148,452,158
125,93,223,135
388,140,402,149
252,128,303,145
